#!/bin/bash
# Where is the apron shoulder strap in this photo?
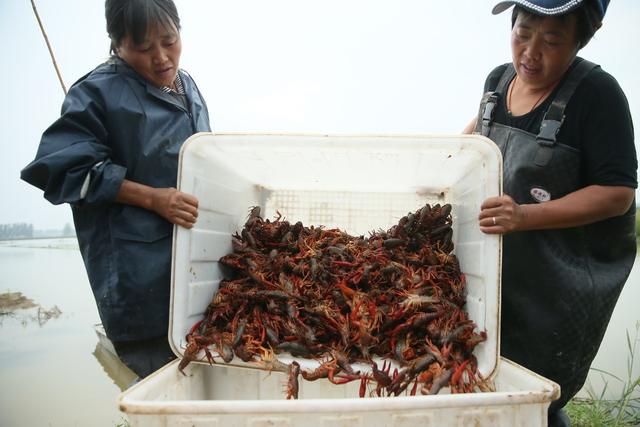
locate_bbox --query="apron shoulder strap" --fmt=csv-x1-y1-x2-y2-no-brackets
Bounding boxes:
495,64,516,95
474,64,516,136
534,59,599,166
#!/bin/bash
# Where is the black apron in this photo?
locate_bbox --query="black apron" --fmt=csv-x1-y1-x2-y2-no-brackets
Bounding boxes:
474,60,636,409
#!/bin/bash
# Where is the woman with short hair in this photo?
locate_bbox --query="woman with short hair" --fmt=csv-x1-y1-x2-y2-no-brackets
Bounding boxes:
21,0,211,379
464,1,636,425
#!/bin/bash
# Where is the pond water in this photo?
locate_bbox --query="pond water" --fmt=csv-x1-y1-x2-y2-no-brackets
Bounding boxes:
0,239,132,427
0,238,638,426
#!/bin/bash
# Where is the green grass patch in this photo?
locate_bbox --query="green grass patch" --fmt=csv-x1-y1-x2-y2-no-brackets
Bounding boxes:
566,322,640,427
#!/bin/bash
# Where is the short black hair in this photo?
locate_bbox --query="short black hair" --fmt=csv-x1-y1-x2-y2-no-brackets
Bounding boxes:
105,0,181,54
511,1,602,49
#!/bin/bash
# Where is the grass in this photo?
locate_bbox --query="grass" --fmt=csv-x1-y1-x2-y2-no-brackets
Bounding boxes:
566,322,640,427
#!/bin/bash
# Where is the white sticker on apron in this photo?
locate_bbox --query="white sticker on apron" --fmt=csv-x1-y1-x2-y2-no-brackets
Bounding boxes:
530,187,551,203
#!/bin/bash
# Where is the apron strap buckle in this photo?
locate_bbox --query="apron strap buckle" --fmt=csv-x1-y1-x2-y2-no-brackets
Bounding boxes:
536,118,564,146
534,118,564,167
480,93,499,136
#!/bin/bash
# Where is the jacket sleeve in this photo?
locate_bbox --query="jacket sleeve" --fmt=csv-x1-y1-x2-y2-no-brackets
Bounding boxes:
20,79,127,206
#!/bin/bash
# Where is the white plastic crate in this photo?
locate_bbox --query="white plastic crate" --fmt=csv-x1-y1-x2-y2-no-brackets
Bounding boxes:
118,357,559,427
117,133,563,426
168,132,502,378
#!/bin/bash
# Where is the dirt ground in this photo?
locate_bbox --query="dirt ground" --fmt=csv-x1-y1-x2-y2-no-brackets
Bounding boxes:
0,292,62,324
0,291,38,313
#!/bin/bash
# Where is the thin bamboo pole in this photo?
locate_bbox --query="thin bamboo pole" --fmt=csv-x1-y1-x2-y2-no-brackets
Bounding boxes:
30,0,67,95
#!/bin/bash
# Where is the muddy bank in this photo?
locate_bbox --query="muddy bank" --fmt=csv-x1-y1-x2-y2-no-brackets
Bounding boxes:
0,291,38,313
0,291,62,324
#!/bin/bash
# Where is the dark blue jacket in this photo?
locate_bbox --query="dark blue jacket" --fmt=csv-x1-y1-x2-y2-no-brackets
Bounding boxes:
21,58,211,341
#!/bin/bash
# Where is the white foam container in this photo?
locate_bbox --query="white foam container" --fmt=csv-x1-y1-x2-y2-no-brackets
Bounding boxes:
119,357,559,427
118,133,559,425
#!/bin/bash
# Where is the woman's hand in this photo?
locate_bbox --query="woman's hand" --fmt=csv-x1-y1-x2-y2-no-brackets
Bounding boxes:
116,179,199,229
478,186,634,235
150,188,199,229
479,195,525,234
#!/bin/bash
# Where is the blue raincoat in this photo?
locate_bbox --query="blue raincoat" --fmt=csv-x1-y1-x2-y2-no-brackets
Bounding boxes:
21,58,211,341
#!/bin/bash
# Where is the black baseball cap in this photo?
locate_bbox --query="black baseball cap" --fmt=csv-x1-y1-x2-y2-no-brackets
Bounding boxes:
492,0,609,20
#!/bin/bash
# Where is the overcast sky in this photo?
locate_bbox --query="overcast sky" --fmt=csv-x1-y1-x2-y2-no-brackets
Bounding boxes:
2,0,639,229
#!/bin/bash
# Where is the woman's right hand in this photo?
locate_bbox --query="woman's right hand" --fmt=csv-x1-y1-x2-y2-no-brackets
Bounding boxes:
150,187,199,229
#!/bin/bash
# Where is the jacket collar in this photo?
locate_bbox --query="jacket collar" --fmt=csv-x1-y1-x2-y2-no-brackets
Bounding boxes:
107,56,190,112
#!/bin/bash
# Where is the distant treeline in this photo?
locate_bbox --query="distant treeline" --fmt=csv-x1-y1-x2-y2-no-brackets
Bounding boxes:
2,209,640,240
0,223,34,239
0,222,75,240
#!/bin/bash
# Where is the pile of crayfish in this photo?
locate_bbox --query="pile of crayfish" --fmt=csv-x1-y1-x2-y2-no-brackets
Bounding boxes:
179,203,492,399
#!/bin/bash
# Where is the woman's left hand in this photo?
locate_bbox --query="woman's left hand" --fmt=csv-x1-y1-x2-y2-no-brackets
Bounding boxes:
150,187,199,229
116,179,199,229
478,194,525,234
478,186,635,235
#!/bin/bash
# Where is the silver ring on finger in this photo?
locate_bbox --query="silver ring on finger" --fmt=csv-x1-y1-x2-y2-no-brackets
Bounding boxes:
492,217,496,225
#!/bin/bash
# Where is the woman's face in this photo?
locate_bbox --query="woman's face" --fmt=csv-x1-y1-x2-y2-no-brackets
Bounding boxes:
116,21,182,89
511,13,579,89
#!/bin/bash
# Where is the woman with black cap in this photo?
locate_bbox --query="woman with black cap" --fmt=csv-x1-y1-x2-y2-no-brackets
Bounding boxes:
463,1,636,425
21,0,211,379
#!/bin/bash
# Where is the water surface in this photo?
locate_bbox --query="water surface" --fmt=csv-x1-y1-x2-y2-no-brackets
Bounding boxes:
0,239,133,427
0,238,638,427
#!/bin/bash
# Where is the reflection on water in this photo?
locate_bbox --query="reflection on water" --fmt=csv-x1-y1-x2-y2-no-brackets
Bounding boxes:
92,342,138,392
0,305,62,328
0,238,637,426
92,323,138,391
